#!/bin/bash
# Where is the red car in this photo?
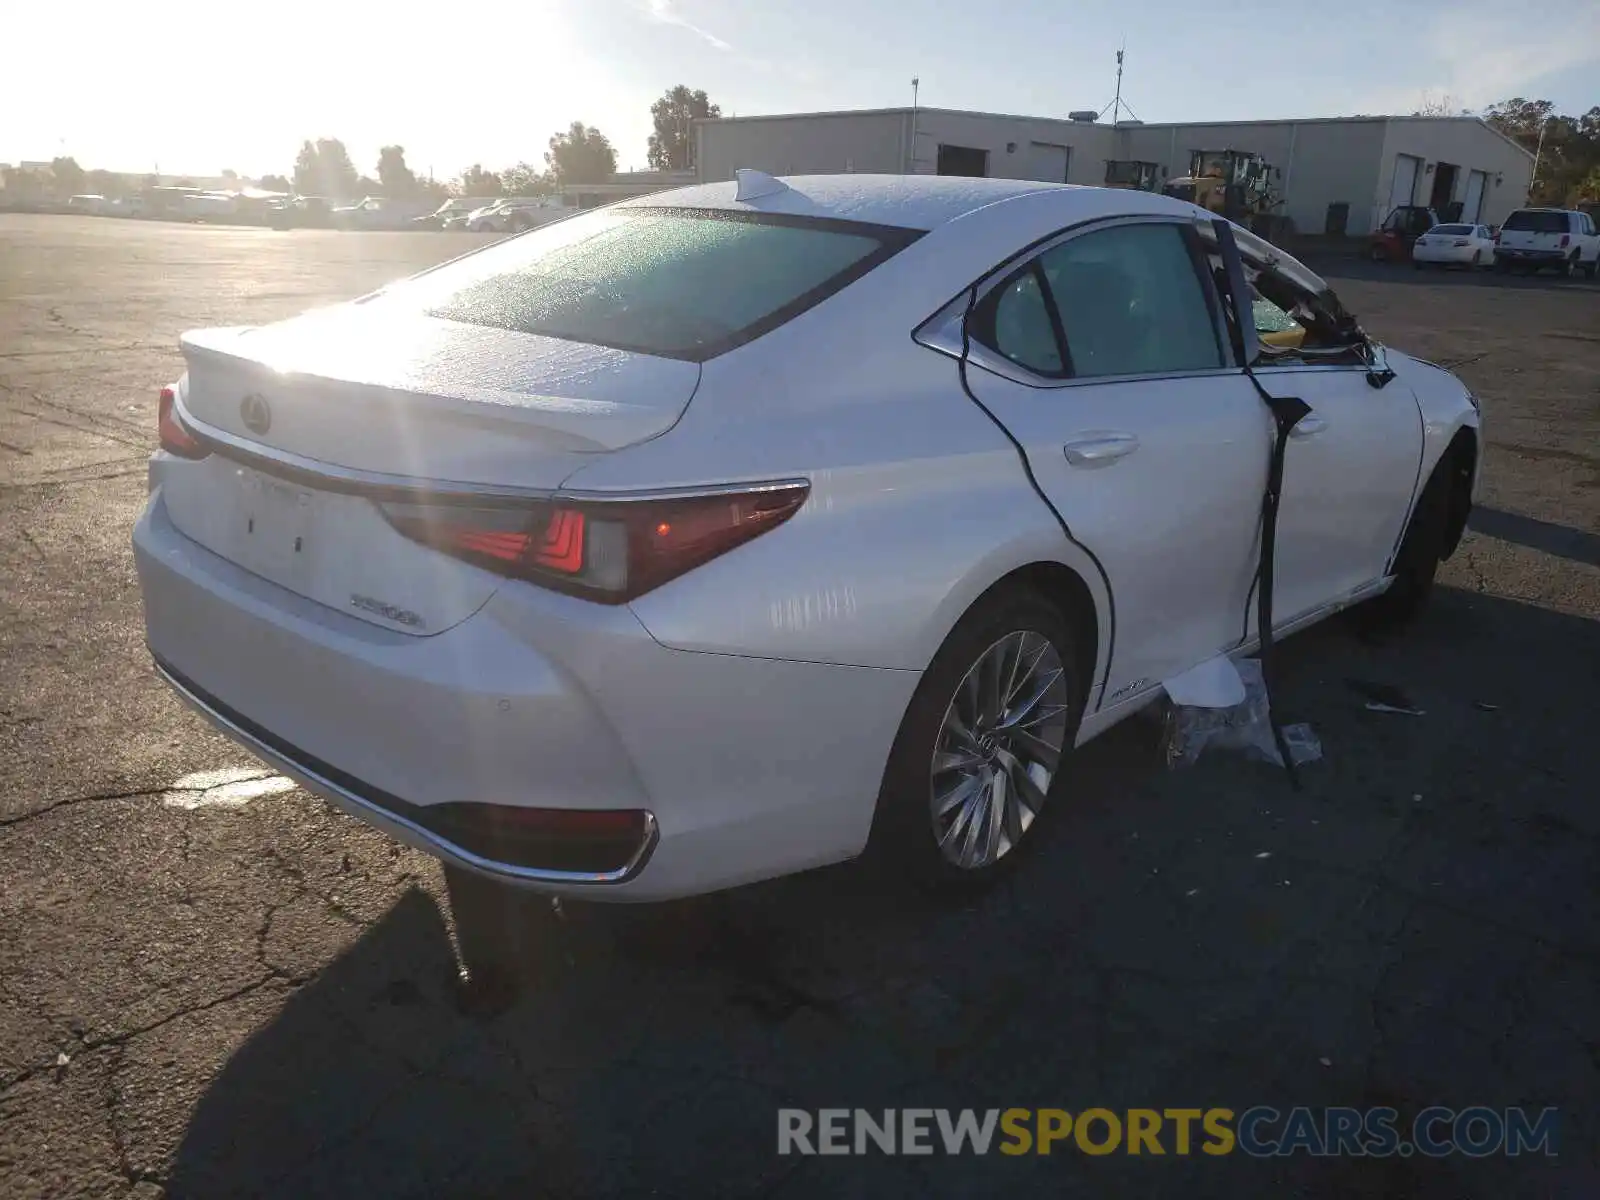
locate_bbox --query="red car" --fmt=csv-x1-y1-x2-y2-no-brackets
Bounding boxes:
1369,206,1441,262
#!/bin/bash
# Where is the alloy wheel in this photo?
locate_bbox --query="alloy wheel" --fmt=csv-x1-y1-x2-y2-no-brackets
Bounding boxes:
929,631,1070,870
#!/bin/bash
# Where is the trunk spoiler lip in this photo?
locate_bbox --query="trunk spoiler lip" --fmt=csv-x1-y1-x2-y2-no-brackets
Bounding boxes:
176,324,698,452
175,398,567,505
175,396,808,510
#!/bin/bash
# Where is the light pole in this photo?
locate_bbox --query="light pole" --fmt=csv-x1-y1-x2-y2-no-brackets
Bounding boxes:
1529,115,1552,203
909,77,920,175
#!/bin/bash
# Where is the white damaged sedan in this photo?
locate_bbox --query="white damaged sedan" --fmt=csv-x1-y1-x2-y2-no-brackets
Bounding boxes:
135,174,1480,950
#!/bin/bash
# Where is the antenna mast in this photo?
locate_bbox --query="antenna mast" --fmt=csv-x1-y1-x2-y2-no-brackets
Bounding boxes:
1098,43,1139,125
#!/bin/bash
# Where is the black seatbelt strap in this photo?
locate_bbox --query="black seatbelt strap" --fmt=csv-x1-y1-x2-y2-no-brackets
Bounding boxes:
1210,219,1311,786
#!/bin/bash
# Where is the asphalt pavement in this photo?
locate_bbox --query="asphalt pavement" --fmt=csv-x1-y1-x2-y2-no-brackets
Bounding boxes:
1,215,1597,1198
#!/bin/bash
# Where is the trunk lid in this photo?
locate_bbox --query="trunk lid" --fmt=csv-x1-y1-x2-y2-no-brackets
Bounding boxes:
179,304,699,481
163,304,699,635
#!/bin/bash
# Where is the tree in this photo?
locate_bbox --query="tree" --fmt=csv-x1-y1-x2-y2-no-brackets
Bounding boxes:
1412,93,1470,118
647,86,720,170
1484,97,1558,150
377,145,418,196
257,173,291,193
454,164,503,196
500,162,553,196
50,156,85,198
1485,98,1600,204
292,138,359,199
545,122,617,186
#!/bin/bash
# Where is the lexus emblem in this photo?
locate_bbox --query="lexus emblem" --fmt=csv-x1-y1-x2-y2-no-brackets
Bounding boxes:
240,393,271,436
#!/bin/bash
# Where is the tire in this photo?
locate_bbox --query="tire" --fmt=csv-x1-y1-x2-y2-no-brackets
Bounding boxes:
1557,254,1575,279
1586,259,1599,280
868,588,1084,890
1363,461,1452,628
1412,258,1423,270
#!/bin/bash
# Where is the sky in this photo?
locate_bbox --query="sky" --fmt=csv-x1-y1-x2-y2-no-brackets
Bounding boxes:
5,0,1597,180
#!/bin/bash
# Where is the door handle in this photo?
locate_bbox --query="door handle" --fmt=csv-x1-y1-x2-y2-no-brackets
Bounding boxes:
1289,416,1328,438
1063,432,1140,466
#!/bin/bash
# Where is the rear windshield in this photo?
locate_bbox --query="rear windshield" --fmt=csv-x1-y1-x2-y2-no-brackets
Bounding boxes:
1503,211,1570,233
391,207,917,360
1431,224,1473,235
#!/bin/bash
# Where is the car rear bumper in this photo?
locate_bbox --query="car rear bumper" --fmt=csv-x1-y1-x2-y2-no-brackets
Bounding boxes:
134,487,916,900
1493,248,1565,261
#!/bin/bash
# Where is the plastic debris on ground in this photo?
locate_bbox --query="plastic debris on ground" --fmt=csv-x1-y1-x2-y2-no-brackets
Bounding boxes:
1162,657,1322,770
1347,678,1425,715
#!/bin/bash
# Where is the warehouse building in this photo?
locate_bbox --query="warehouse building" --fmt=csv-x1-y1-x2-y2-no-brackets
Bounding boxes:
693,108,1534,235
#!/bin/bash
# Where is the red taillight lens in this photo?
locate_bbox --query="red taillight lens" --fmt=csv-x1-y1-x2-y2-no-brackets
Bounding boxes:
380,482,808,603
157,386,209,459
1558,234,1571,248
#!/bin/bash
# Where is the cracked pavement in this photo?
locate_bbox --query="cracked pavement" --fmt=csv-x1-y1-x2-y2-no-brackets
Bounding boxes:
2,215,1597,1198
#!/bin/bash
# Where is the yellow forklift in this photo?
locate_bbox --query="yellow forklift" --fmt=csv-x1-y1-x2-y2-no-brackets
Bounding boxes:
1162,149,1279,224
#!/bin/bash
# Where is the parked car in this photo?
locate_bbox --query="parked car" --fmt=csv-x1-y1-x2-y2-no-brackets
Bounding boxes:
180,192,241,223
66,194,109,216
331,197,429,231
266,195,332,229
135,176,1480,965
1410,223,1496,269
467,199,570,234
1368,206,1439,262
1492,208,1600,277
413,197,499,230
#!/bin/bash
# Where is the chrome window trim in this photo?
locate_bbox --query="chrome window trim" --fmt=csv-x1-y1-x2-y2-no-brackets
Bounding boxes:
913,214,1234,390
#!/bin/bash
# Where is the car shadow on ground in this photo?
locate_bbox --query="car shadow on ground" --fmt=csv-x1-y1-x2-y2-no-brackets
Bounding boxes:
1468,508,1600,569
162,587,1598,1199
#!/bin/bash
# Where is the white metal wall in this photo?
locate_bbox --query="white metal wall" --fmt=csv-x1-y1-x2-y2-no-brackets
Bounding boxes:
1376,118,1534,230
1114,119,1388,234
907,111,1104,184
694,111,910,183
695,111,1534,236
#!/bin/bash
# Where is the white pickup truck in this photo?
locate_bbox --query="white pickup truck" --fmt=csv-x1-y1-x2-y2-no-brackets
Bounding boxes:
1493,208,1600,278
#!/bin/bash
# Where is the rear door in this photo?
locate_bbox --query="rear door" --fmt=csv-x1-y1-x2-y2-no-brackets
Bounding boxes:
957,218,1267,704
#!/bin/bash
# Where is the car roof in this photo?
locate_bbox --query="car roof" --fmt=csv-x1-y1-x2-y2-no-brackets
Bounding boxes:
620,173,1195,231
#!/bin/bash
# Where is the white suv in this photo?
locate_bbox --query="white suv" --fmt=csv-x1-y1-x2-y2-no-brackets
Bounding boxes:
1493,208,1600,278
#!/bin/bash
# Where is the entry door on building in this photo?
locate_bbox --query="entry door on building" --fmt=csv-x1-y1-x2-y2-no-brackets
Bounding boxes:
1026,141,1070,183
1388,154,1422,216
1462,170,1487,223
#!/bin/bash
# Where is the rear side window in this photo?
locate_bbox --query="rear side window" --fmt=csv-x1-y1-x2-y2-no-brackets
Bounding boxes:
1432,224,1472,235
985,268,1065,375
1502,210,1570,233
1042,224,1223,378
975,223,1222,379
391,208,916,360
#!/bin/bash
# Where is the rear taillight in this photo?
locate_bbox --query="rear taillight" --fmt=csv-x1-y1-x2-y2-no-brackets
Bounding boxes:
157,386,209,459
379,482,809,603
1559,234,1571,248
